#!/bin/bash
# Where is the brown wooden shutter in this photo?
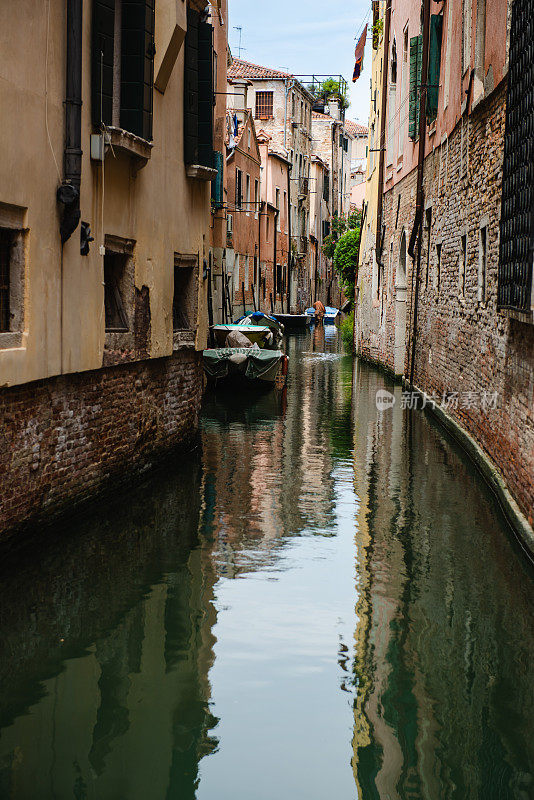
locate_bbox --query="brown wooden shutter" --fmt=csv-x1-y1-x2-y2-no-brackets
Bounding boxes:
198,18,214,168
121,0,155,140
91,0,115,128
184,8,200,164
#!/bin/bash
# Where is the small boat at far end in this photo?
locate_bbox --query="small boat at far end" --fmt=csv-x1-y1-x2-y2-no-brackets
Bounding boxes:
272,313,311,329
305,307,341,325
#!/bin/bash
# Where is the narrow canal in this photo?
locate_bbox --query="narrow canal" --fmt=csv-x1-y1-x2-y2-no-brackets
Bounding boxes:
0,328,532,800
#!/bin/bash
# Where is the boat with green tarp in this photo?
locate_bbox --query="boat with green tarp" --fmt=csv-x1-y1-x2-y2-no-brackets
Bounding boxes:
202,347,288,388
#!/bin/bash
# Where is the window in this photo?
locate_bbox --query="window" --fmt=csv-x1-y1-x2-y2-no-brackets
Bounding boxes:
276,188,281,230
253,255,258,285
227,213,233,235
211,151,224,208
409,35,423,140
427,14,443,122
460,117,469,178
436,242,442,291
91,0,156,140
387,40,397,164
184,7,215,167
460,233,467,296
397,231,407,288
244,254,249,287
235,168,243,209
478,226,487,303
245,173,250,215
283,191,287,228
498,0,534,314
276,263,283,296
0,229,13,332
104,251,130,332
173,254,197,331
425,208,432,288
291,92,296,119
255,91,273,119
444,0,453,108
254,179,259,219
462,0,472,74
266,216,270,242
235,253,240,284
248,127,251,149
323,173,330,202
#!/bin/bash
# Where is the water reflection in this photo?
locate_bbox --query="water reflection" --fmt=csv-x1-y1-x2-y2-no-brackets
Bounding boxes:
0,331,532,799
350,360,534,800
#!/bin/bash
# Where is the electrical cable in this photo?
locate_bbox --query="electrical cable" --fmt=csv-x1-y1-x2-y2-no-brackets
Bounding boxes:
45,0,62,182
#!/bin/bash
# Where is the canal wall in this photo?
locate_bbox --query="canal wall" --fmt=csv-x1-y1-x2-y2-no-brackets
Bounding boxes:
357,77,534,536
0,351,203,539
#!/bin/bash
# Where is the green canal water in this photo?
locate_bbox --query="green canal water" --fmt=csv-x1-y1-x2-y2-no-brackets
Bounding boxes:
0,328,533,799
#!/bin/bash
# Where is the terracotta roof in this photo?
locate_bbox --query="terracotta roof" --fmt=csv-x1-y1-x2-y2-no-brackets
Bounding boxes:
228,58,293,81
345,119,368,136
312,111,335,122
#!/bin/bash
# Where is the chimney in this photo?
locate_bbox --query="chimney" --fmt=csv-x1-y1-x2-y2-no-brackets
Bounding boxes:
326,96,341,121
229,79,249,123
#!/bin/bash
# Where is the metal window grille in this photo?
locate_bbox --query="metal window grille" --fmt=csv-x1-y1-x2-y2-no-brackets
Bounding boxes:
0,229,12,332
498,0,534,313
255,91,273,119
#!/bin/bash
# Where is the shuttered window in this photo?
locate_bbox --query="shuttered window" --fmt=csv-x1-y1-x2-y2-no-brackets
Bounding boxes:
408,35,422,140
121,0,155,140
92,0,115,128
427,15,443,122
235,168,243,209
211,151,224,207
0,230,12,332
498,0,534,313
92,0,155,140
184,8,214,167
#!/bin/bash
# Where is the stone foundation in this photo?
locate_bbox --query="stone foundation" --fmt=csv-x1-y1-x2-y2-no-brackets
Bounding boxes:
0,351,203,538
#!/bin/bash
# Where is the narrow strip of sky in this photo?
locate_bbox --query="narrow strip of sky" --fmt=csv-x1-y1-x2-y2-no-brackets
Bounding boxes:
227,0,372,124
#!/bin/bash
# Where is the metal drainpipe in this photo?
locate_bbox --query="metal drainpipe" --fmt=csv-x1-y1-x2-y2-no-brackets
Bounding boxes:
286,162,292,313
375,0,392,266
57,0,83,244
408,0,431,385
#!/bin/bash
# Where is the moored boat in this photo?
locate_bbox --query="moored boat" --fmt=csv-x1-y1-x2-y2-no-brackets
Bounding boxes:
234,312,284,348
305,306,341,324
202,347,288,388
211,324,273,348
272,313,311,329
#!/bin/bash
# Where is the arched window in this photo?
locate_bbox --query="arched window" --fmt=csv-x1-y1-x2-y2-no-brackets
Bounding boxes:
398,230,407,288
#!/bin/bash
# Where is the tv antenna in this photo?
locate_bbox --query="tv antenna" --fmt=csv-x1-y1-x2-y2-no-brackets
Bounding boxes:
233,26,246,58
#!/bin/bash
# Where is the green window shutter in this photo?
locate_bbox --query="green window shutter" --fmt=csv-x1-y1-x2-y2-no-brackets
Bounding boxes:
120,0,155,140
211,151,224,207
409,34,423,140
198,18,214,168
427,15,443,122
91,0,115,128
184,8,199,165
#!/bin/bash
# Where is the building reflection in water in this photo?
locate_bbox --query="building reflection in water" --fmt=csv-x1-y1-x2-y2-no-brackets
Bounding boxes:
350,360,534,800
0,454,218,800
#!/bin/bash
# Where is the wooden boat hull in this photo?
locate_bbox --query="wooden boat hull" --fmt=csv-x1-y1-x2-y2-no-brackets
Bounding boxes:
203,348,288,388
272,314,311,329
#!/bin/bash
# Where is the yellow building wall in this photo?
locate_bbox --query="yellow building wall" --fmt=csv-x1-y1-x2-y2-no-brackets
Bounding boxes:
0,0,212,389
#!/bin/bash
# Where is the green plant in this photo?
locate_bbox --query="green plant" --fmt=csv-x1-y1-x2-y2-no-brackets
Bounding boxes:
340,311,354,353
372,17,384,47
307,79,350,110
333,226,361,300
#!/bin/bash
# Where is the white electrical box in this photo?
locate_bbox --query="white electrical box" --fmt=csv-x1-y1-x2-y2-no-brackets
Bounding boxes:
90,134,105,162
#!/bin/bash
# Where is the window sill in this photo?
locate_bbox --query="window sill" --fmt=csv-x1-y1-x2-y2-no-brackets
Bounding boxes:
499,307,534,326
186,164,218,181
106,127,152,169
173,330,196,350
0,331,23,349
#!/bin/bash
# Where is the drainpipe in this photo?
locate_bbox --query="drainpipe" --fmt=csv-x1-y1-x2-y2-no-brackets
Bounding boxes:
57,0,83,244
286,162,292,312
408,0,431,385
375,0,392,266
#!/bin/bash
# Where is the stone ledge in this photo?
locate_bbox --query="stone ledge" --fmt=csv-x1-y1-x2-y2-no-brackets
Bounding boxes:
405,379,534,562
106,127,153,169
499,307,534,326
0,332,24,349
186,164,218,181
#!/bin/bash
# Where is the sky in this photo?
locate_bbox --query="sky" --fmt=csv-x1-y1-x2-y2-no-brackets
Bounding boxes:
226,0,372,126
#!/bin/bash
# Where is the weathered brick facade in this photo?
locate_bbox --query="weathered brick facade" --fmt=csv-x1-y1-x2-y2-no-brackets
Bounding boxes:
0,352,203,538
359,79,534,526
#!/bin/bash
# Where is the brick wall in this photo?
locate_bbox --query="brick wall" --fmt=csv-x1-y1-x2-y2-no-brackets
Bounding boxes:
0,351,203,538
359,80,534,525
